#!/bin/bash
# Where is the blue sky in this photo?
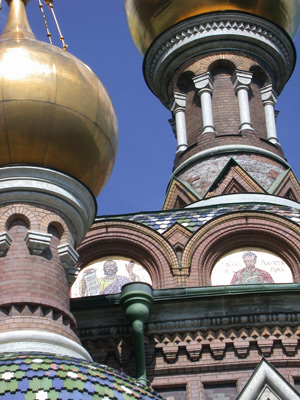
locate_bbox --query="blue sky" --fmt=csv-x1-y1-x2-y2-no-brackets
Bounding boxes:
1,1,300,216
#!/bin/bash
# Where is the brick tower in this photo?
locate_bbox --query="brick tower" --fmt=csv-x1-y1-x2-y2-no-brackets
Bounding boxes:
129,1,300,210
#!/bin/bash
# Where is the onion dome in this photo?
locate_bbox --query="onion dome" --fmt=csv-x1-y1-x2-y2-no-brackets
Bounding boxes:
125,0,300,54
0,0,118,197
0,353,162,399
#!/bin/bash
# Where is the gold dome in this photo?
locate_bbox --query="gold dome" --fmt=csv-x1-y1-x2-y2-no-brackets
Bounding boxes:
0,0,118,196
125,0,300,55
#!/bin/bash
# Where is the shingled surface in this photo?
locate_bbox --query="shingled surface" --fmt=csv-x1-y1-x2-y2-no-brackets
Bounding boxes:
0,353,162,400
97,203,300,234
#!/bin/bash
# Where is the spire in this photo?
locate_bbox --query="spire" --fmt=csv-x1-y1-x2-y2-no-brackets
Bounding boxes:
1,0,34,40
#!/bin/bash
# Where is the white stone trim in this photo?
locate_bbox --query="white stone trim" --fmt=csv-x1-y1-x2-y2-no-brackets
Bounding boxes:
0,231,12,256
193,73,215,134
58,243,80,285
170,92,188,152
186,193,300,210
0,166,96,243
0,330,92,361
58,243,79,267
237,359,300,400
170,145,289,180
24,231,52,255
261,84,279,144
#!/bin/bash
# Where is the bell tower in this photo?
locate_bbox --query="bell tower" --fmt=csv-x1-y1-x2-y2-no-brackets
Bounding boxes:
126,0,300,210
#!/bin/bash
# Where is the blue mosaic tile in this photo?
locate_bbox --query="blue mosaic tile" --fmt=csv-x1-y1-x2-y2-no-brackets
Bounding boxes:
0,353,163,400
97,203,300,234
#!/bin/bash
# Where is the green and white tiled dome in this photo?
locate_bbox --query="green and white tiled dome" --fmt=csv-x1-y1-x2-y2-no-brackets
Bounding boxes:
0,353,162,400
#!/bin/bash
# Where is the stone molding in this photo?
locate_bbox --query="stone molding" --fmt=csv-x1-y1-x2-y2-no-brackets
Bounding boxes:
187,193,300,210
144,13,295,106
232,70,253,91
0,330,92,361
238,359,300,400
170,92,187,112
0,166,96,243
260,84,278,105
57,243,80,285
24,230,52,255
193,72,214,93
0,231,12,256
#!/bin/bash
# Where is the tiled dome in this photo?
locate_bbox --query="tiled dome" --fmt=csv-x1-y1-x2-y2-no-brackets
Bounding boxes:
0,353,162,400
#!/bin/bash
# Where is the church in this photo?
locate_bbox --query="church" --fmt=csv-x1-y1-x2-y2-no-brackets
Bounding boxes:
0,0,300,399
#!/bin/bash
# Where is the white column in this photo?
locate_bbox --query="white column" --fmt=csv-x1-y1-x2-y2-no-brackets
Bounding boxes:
170,92,188,152
232,70,254,132
260,84,278,144
193,72,215,134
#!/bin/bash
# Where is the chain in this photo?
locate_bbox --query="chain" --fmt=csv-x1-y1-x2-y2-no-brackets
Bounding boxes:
38,0,52,44
44,0,68,51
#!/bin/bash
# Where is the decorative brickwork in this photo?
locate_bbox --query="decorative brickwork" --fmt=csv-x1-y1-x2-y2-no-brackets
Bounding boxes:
76,221,179,289
183,212,300,286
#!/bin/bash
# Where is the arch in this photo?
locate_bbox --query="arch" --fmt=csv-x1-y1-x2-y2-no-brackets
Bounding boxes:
3,206,35,231
41,213,73,244
209,59,236,77
176,71,195,93
249,65,270,87
182,212,300,286
76,220,179,289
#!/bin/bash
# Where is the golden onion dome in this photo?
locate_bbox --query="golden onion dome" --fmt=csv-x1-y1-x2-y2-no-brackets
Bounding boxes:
0,0,118,197
125,0,300,55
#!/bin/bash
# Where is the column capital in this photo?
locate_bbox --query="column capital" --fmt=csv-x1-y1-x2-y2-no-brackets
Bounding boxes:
232,70,253,91
260,84,278,105
193,72,214,93
170,92,186,112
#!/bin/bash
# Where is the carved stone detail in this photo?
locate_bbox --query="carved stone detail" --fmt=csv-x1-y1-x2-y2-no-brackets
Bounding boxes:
24,230,52,255
0,231,12,256
57,243,79,285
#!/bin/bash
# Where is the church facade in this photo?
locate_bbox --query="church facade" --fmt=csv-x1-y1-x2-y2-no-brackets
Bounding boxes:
71,1,300,399
0,0,299,399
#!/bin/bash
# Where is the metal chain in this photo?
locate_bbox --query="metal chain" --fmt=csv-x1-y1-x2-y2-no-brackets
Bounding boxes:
44,0,68,51
38,0,52,44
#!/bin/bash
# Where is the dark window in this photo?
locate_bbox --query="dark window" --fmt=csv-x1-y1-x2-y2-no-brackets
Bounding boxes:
294,378,300,393
204,382,237,400
158,387,187,400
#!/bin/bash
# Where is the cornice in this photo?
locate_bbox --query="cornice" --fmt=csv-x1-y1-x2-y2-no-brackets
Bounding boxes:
144,12,295,106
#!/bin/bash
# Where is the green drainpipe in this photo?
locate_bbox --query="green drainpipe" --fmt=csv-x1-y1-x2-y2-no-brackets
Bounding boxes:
120,282,154,386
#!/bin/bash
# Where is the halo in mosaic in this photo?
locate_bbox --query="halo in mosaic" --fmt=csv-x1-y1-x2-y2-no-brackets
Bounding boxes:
97,204,300,234
0,353,163,400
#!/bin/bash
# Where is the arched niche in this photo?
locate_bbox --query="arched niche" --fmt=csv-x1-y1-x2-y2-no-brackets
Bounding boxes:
76,220,178,290
71,256,152,298
211,247,293,286
182,211,300,286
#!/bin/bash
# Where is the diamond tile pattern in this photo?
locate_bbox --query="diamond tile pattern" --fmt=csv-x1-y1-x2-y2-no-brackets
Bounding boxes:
0,353,162,400
98,204,300,234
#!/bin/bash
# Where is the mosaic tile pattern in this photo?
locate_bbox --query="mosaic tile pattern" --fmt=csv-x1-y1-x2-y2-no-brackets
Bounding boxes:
0,353,162,400
98,204,300,234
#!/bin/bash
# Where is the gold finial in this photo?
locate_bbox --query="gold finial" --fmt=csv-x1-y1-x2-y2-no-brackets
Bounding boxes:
1,0,35,40
44,0,68,50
